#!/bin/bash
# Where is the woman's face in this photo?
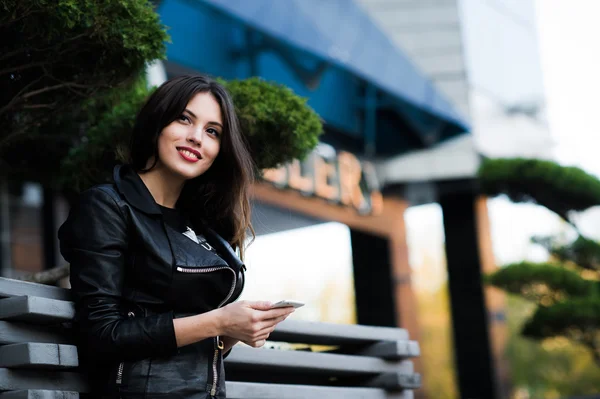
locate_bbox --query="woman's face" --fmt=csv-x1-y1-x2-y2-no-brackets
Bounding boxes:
155,92,223,181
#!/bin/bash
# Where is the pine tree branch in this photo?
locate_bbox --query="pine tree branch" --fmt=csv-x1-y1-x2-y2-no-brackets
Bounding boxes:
486,261,595,305
0,62,47,76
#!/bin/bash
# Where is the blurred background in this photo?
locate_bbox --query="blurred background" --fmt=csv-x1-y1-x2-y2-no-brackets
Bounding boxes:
2,1,600,398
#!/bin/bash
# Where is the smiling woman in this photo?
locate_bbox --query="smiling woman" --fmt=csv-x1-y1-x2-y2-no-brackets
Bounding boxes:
58,75,295,398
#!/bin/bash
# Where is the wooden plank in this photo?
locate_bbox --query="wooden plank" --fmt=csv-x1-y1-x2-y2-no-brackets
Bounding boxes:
0,278,70,301
367,371,421,390
226,381,413,399
0,321,71,345
357,340,420,360
0,297,74,324
270,319,409,345
0,390,79,399
0,343,78,369
226,346,413,376
0,369,89,392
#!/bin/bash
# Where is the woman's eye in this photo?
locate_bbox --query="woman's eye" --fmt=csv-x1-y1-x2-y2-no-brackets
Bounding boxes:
207,128,220,137
178,115,190,123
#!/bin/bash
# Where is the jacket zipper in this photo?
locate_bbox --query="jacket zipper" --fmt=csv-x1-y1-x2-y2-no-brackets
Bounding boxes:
116,311,136,385
176,265,237,397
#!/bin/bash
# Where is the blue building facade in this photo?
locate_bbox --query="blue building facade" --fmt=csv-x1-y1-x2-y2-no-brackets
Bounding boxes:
156,0,469,159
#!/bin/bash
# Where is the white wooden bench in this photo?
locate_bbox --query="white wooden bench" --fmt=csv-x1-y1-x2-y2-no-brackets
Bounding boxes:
0,277,421,398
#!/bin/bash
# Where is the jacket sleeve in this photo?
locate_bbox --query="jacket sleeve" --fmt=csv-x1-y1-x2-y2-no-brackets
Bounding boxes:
59,187,178,362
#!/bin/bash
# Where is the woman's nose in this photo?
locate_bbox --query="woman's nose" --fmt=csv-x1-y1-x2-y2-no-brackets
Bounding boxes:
187,128,203,145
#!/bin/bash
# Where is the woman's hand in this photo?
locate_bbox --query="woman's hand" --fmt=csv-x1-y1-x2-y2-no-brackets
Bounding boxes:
215,301,294,348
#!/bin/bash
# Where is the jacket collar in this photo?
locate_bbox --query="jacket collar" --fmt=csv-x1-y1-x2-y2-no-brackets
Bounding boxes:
113,165,246,271
202,226,246,272
113,164,162,215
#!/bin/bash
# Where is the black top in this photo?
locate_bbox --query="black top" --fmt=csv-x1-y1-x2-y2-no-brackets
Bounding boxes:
159,205,222,258
158,205,187,232
158,204,244,306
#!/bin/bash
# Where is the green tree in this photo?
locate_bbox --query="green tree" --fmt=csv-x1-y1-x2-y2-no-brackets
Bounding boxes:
1,1,323,192
224,77,323,170
505,295,600,398
61,77,324,192
479,158,600,366
0,0,169,182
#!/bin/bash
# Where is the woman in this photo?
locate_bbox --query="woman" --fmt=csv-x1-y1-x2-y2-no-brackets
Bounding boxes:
58,74,295,398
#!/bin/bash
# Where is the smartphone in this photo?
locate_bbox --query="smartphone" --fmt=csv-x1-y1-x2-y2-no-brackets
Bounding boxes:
270,300,305,309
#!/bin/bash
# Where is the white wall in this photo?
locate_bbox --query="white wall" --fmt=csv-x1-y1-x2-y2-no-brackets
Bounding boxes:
357,0,554,184
459,0,554,160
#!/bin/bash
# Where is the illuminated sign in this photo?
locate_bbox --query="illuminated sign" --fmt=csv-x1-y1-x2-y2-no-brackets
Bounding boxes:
262,146,383,215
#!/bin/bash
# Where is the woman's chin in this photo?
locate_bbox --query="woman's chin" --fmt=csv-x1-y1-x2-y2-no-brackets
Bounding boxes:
174,166,206,181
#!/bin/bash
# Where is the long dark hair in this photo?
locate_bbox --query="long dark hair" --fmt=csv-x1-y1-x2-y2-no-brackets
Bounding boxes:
129,74,255,258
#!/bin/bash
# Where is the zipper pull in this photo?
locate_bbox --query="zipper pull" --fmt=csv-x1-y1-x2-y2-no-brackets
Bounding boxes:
217,336,224,350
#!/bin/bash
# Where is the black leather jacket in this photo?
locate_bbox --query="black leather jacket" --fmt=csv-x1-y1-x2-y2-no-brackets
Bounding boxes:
58,165,245,398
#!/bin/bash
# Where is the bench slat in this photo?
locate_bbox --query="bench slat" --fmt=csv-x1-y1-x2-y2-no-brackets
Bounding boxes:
271,319,409,344
367,371,422,390
0,297,74,324
0,390,79,399
0,322,71,345
357,340,420,360
225,347,417,389
226,346,412,374
0,369,89,392
226,381,413,399
0,384,413,399
0,344,78,369
0,278,70,301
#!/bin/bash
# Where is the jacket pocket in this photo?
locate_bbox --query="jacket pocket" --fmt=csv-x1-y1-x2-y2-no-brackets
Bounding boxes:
117,358,152,394
113,310,151,394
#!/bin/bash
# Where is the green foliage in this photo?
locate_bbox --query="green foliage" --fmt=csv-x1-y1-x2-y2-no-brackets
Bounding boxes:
0,0,168,164
477,158,600,220
481,157,600,367
59,76,153,193
486,261,596,306
523,298,600,338
1,2,322,186
533,235,600,272
506,295,600,398
522,298,600,363
223,77,323,170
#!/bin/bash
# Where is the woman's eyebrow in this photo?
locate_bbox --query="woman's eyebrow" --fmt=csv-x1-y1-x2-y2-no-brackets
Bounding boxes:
184,109,197,119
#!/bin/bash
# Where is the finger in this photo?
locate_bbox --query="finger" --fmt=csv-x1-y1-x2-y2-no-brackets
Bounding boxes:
252,331,271,342
259,317,288,332
255,308,295,320
257,334,270,342
244,339,266,348
247,301,273,311
254,326,274,338
263,313,291,325
254,318,280,331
